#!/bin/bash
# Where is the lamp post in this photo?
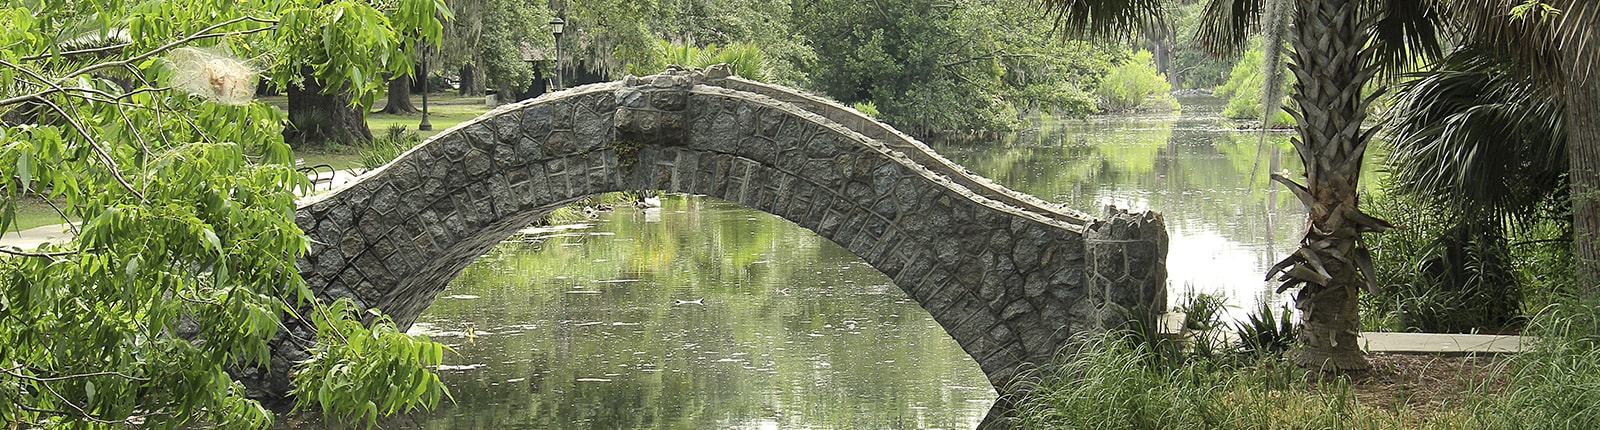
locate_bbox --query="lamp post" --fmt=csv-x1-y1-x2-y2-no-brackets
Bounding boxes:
419,45,432,131
550,17,564,91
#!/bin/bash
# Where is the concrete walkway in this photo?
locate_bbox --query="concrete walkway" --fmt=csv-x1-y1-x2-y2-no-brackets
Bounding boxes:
0,222,77,250
1160,312,1531,355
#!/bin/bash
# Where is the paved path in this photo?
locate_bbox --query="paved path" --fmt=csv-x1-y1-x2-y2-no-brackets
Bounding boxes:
0,222,77,249
1160,312,1531,354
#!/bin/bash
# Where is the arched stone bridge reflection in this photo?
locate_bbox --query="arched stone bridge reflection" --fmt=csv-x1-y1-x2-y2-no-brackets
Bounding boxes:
267,66,1168,416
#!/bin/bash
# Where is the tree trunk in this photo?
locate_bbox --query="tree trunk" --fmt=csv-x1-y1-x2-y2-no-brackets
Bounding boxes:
1149,22,1178,89
1276,0,1382,371
458,62,484,96
1566,43,1600,302
377,73,419,114
284,66,373,147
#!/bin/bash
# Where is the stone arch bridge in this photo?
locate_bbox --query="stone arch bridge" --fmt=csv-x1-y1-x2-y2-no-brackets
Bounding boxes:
263,66,1168,416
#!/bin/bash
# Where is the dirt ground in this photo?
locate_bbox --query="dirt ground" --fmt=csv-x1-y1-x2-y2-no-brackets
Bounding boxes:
1338,352,1512,417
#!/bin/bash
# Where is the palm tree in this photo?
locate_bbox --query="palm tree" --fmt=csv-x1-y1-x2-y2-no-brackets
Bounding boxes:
1037,0,1600,368
1443,1,1600,300
1036,0,1444,370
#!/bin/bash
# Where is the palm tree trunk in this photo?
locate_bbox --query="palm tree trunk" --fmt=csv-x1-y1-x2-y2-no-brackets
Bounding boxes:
1568,53,1600,301
1279,0,1381,371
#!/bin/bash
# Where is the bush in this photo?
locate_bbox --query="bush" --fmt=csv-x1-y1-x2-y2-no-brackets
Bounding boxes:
1461,304,1600,429
1214,47,1295,127
1236,302,1297,357
1362,191,1533,333
849,100,880,118
1007,330,1458,429
1095,50,1179,113
632,39,770,81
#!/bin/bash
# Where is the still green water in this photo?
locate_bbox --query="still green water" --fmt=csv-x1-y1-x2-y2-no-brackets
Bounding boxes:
285,96,1320,428
406,196,994,429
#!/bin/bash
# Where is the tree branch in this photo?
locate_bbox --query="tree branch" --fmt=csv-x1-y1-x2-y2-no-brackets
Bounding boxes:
0,366,150,383
60,16,277,82
20,42,134,62
0,247,86,259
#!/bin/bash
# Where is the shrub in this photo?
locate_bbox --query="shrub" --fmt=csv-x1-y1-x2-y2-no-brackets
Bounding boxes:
1236,302,1297,357
1095,50,1179,113
849,100,880,118
1363,191,1532,333
1214,47,1295,127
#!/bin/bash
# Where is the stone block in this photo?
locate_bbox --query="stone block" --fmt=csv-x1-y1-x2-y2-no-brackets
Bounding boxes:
520,104,554,139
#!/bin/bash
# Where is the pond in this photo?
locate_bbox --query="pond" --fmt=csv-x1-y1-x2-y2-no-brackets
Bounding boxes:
277,96,1313,428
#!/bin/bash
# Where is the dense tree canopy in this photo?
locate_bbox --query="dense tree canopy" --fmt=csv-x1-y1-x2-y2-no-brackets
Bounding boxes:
436,0,552,97
794,0,1121,133
0,0,449,427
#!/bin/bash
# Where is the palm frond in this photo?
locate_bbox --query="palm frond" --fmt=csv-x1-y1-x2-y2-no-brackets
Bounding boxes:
1442,0,1597,87
1365,0,1444,81
1551,0,1599,83
1193,0,1263,55
1035,0,1167,41
1383,47,1567,224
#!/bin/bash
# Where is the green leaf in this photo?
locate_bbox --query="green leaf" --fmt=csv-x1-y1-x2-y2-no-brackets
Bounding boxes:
16,149,32,192
203,228,222,255
85,381,95,405
124,255,142,278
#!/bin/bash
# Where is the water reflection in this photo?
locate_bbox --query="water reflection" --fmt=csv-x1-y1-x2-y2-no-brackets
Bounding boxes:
403,197,994,429
931,97,1307,321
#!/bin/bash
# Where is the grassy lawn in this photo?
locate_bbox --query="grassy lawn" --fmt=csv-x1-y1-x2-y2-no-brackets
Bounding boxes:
258,93,494,171
9,197,72,232
367,99,493,140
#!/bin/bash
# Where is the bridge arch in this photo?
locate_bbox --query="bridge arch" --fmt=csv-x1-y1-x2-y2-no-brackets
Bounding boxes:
273,67,1167,408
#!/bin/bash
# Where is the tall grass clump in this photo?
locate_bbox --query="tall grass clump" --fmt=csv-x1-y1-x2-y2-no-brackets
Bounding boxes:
1007,329,1459,430
359,126,422,170
1462,304,1600,429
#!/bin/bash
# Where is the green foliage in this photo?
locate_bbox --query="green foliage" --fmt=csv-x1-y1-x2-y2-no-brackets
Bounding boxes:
292,299,450,427
794,0,1112,133
0,0,448,427
1364,48,1574,333
1016,301,1600,429
1166,1,1233,89
435,0,551,96
562,0,813,86
1009,331,1460,429
1175,288,1227,331
359,126,423,170
1095,50,1179,112
1363,191,1534,333
1462,304,1600,429
1235,302,1297,357
631,39,770,81
1214,47,1295,126
849,100,880,118
1382,48,1567,223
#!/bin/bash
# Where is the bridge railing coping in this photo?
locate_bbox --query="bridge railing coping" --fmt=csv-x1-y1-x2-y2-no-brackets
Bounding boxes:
706,75,1097,227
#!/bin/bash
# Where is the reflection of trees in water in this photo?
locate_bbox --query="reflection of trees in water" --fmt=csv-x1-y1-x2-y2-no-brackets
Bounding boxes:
932,106,1307,246
406,195,992,428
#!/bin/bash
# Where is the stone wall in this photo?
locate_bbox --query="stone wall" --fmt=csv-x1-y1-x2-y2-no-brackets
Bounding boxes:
250,68,1168,421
